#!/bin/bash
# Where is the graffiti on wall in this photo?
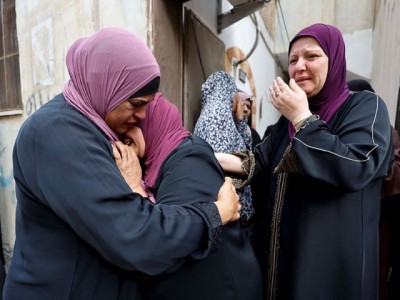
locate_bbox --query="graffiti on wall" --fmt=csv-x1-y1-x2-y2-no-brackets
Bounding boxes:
25,17,57,116
31,17,55,87
25,90,56,116
0,147,13,189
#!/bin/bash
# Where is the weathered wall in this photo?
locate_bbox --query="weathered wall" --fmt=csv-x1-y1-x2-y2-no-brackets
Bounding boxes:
371,0,400,125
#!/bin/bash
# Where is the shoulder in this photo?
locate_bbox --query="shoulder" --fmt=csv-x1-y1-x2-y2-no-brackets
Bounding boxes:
348,90,385,107
336,91,389,120
168,135,215,160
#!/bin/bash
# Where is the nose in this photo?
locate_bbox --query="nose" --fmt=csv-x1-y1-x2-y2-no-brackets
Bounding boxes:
294,57,306,71
133,105,148,121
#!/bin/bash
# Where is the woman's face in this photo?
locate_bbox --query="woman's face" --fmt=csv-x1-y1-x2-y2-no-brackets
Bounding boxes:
105,94,155,136
243,99,252,119
123,127,145,159
288,37,329,98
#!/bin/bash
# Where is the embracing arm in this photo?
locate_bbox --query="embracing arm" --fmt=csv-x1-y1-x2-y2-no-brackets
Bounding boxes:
115,142,240,225
154,138,241,258
20,111,237,276
215,152,244,174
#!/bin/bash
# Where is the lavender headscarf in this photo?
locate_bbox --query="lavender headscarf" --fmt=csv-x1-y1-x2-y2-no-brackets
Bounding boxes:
63,28,160,141
288,23,350,137
237,91,251,102
139,93,190,189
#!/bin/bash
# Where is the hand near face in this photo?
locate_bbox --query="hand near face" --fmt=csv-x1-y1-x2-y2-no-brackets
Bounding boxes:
269,77,312,125
232,94,245,121
112,141,147,197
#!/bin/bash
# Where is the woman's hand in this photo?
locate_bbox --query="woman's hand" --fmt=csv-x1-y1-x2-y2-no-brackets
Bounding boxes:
232,94,245,120
269,77,312,125
112,141,147,197
214,177,241,224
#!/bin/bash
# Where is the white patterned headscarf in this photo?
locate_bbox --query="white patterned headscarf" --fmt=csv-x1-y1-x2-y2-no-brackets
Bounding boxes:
194,71,254,224
194,71,247,152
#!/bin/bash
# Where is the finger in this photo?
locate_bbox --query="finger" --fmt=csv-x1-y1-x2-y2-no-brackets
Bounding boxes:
112,144,121,160
224,177,233,184
115,141,124,152
289,78,302,93
269,86,277,98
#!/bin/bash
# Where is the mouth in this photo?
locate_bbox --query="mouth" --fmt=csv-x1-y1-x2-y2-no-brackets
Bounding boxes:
295,77,310,84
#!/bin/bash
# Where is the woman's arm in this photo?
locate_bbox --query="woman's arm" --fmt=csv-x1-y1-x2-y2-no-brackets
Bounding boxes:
215,152,246,174
115,142,240,225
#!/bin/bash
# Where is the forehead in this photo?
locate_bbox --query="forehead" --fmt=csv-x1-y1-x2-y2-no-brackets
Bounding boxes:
289,37,323,56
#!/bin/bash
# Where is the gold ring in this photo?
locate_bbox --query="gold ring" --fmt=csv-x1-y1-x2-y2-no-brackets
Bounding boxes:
275,91,280,97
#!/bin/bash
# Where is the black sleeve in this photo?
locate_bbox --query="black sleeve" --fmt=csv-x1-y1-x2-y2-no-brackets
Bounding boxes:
154,137,225,258
14,108,215,276
292,92,393,191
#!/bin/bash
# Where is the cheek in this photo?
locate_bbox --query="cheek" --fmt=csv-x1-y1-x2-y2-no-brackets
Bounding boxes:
288,65,295,78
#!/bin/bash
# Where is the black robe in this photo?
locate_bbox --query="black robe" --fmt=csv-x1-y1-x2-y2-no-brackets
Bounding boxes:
141,135,263,300
252,91,393,300
4,94,221,300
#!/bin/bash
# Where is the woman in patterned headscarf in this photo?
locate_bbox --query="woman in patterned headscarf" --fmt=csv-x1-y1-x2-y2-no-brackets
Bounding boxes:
194,71,255,241
216,23,393,300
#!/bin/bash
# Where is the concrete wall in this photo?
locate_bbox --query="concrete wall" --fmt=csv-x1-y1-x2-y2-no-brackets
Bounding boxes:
371,0,400,125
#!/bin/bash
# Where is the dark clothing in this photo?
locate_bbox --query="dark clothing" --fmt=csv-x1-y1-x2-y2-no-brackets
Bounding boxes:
379,128,400,300
141,135,263,300
252,91,393,300
380,196,400,300
251,127,262,149
4,94,220,300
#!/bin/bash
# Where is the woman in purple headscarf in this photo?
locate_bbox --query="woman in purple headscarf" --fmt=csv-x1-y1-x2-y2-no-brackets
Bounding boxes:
216,23,393,300
5,28,240,300
119,93,262,300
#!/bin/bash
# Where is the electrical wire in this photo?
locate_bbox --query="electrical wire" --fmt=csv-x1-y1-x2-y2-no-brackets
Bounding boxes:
233,13,259,66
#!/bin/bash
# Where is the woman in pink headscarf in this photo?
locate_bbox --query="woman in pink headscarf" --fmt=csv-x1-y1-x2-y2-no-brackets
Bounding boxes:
216,23,393,300
5,28,240,300
119,92,262,300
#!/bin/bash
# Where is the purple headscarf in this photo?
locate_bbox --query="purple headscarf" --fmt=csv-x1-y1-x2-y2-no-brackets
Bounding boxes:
139,93,190,188
63,28,160,141
288,23,350,137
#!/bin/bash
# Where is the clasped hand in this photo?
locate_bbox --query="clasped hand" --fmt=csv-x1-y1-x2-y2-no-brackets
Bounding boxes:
112,141,147,197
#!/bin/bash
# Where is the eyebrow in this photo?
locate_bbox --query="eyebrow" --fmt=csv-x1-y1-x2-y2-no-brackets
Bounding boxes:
129,97,152,102
290,47,324,57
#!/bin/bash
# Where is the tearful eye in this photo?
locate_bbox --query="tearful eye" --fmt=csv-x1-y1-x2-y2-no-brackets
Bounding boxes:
123,139,133,146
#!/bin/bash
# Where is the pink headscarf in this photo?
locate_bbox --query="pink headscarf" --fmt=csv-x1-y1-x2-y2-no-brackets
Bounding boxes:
63,28,160,141
237,91,251,102
139,93,190,188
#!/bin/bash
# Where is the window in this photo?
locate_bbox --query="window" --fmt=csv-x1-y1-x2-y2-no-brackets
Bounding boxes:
0,0,22,114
